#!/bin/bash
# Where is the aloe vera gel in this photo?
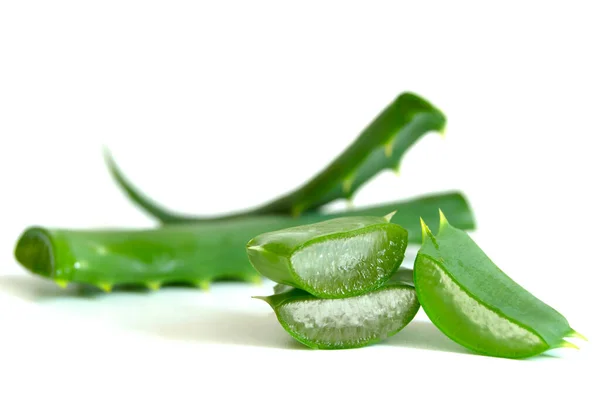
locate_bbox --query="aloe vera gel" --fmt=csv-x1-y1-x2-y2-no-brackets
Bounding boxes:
246,214,407,299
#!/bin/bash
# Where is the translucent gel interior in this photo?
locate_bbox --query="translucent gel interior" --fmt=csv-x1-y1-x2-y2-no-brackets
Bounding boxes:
280,287,416,347
291,230,401,296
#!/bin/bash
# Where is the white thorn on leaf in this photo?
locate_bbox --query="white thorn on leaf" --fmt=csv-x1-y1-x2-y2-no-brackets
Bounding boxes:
383,210,397,223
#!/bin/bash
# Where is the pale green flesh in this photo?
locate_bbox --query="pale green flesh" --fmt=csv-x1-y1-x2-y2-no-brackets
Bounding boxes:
291,230,402,297
417,256,548,357
278,287,417,348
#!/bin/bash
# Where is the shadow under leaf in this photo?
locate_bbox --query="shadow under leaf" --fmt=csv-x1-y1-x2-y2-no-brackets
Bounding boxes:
135,309,305,350
0,275,98,300
0,274,303,350
385,319,474,355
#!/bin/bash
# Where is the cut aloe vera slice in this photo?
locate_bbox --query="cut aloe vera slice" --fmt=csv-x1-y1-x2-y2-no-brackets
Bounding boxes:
256,269,419,349
246,215,408,298
414,211,583,359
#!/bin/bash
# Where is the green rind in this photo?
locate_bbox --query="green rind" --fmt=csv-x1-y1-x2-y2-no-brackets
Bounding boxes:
414,214,576,359
256,272,420,350
105,92,446,222
246,216,408,299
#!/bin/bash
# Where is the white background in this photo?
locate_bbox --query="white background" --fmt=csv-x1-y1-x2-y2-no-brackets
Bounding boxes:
0,1,598,399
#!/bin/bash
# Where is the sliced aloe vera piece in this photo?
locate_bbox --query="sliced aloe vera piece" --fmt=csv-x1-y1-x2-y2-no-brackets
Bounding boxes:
246,215,407,299
414,211,583,359
256,269,419,349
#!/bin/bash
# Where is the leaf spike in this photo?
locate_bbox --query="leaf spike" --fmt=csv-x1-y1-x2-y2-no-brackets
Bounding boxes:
420,217,431,245
342,177,354,194
438,208,449,233
384,142,393,158
247,245,265,252
384,210,397,223
439,125,447,139
195,280,210,291
567,330,588,341
291,204,304,218
246,275,263,285
557,340,579,350
251,295,275,308
97,282,113,293
146,281,162,291
54,279,69,289
392,163,401,176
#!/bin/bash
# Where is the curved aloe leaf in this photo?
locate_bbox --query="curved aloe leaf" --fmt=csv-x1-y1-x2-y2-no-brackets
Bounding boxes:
105,92,445,222
415,211,581,359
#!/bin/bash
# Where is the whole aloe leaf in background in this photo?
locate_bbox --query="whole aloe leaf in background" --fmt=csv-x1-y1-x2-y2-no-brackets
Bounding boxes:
14,193,475,290
104,92,446,223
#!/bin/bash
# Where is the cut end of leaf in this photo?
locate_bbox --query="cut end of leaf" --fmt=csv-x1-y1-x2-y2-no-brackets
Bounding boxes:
97,282,113,293
383,210,397,223
14,227,56,279
438,209,449,233
392,163,401,176
54,279,69,289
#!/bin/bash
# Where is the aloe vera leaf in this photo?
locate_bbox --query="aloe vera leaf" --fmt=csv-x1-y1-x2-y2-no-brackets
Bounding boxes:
255,269,420,349
14,223,263,292
104,92,445,222
414,211,582,359
105,129,474,238
261,92,446,216
246,215,407,299
13,193,473,290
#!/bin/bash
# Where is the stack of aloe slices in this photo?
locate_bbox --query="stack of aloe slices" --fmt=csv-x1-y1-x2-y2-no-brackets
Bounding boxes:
247,211,585,358
14,92,475,291
247,214,421,350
